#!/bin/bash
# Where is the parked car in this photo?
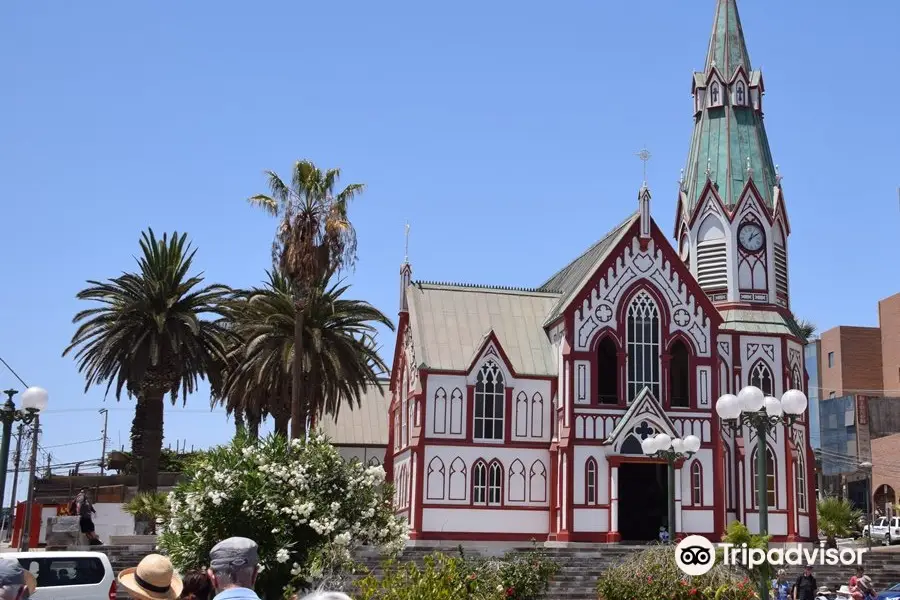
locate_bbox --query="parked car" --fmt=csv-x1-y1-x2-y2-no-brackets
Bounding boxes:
4,551,116,600
869,516,900,545
875,583,900,600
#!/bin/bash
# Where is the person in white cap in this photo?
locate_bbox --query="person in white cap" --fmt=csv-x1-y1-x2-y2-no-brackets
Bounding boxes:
207,537,261,600
0,559,37,600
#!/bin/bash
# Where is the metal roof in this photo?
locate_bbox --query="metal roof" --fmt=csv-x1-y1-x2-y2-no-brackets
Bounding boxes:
317,379,390,446
718,308,802,338
538,213,639,325
682,0,777,212
406,282,560,376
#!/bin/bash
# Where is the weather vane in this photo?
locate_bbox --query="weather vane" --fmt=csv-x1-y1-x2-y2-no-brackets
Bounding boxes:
636,147,651,185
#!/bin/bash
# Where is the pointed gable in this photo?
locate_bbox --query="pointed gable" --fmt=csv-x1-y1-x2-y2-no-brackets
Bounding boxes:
604,387,677,450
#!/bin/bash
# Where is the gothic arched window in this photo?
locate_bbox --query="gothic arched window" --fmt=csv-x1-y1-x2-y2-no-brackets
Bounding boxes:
711,82,720,105
472,460,488,505
736,82,745,104
691,461,703,505
749,360,774,396
626,291,661,402
474,360,505,440
586,458,598,505
597,336,618,404
752,446,777,507
669,339,690,408
796,452,807,512
791,366,803,392
488,461,503,505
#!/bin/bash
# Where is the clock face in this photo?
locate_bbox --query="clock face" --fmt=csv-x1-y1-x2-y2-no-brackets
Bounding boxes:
739,223,765,252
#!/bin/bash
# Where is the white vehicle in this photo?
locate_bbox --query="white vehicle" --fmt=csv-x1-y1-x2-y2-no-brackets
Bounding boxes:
4,551,116,600
868,516,900,545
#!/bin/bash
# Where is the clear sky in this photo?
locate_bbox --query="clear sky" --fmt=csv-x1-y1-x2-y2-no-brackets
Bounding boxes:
1,1,898,504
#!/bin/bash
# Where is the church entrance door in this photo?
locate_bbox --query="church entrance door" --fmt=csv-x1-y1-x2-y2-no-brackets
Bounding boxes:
618,462,668,541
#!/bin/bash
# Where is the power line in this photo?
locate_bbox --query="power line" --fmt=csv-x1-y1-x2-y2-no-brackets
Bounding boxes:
0,355,28,388
40,438,103,450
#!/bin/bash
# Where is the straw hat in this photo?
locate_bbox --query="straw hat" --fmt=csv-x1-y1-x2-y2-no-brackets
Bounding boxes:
118,554,183,600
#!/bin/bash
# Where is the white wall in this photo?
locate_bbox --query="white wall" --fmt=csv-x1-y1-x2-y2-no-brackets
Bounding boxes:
425,374,467,440
422,508,548,534
681,510,715,533
574,508,609,532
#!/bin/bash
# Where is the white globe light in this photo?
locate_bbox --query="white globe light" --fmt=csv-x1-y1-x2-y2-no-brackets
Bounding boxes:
21,387,49,412
641,436,658,456
764,396,783,417
738,386,765,413
655,433,672,452
781,389,808,415
683,435,702,454
715,394,741,420
671,438,685,453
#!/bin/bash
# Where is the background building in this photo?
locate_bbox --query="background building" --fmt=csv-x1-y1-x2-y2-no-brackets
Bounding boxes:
816,292,900,514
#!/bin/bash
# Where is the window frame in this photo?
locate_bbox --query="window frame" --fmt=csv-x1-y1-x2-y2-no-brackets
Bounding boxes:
626,290,661,402
473,360,505,441
586,458,598,505
691,461,703,505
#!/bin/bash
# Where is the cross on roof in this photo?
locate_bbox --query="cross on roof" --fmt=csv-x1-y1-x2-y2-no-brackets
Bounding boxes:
636,147,651,185
404,221,410,263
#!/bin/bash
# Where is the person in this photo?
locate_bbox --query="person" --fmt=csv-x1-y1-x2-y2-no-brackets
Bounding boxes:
0,559,36,600
815,586,834,600
73,488,102,546
773,569,791,600
118,554,183,599
658,526,670,543
207,537,261,599
298,593,353,600
849,566,866,600
179,572,213,600
794,565,818,600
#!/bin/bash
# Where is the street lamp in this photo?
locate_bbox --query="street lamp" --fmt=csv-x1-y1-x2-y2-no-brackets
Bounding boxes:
0,389,46,512
859,461,873,553
715,385,807,600
642,432,702,542
17,387,48,551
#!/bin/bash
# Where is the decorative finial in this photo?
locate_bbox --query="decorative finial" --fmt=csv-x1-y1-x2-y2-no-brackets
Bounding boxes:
404,221,410,263
775,164,783,185
746,156,753,178
706,158,712,179
678,168,684,187
636,147,651,186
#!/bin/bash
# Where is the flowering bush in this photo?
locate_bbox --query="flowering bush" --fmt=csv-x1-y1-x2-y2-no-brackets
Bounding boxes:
355,546,559,600
596,544,756,600
158,433,408,599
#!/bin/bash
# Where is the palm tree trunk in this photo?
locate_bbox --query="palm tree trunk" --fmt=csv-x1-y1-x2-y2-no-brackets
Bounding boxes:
290,307,306,440
134,388,165,534
234,408,246,437
247,411,260,441
131,397,147,488
274,379,290,437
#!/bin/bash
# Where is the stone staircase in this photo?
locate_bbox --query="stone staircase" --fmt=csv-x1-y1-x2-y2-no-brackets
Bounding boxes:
82,542,900,600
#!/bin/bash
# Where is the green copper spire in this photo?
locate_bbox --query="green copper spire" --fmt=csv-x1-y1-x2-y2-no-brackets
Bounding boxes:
705,0,752,75
681,0,778,213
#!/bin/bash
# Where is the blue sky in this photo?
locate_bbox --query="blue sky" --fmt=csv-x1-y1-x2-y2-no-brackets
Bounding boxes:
1,1,898,504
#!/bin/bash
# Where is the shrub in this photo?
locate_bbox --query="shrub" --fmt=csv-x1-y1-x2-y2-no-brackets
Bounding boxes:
158,433,407,599
356,546,559,600
720,520,774,590
596,544,755,600
122,492,171,535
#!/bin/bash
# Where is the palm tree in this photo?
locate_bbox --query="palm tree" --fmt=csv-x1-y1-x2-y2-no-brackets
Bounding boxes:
817,496,862,548
249,160,365,438
216,270,391,432
790,313,817,341
64,229,231,507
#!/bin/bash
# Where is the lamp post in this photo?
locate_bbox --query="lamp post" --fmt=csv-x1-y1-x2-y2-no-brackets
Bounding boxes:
16,387,48,552
860,461,873,553
0,389,45,516
715,386,808,600
642,432,702,542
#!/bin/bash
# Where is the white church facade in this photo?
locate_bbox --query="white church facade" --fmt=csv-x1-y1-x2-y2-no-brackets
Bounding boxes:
385,0,817,543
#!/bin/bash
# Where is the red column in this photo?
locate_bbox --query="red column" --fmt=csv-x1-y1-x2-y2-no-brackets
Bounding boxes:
784,431,798,541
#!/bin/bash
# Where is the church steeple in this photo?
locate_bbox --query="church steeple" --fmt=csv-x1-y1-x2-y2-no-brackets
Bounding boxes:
680,0,778,217
676,0,792,309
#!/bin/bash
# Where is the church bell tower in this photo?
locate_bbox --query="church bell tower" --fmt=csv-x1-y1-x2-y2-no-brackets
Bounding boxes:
675,0,792,312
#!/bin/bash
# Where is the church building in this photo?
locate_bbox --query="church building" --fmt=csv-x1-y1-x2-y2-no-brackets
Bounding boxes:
386,0,817,543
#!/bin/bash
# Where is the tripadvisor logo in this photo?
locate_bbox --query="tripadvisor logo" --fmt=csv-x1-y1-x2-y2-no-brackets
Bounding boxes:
674,535,867,576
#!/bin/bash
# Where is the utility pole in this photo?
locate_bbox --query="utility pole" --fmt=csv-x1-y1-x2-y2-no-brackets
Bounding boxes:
19,417,40,551
6,423,23,541
99,409,109,476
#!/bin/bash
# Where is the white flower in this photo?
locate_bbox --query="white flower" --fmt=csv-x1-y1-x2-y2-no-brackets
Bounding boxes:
276,549,290,563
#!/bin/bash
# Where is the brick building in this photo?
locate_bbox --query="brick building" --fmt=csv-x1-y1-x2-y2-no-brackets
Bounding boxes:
816,292,900,513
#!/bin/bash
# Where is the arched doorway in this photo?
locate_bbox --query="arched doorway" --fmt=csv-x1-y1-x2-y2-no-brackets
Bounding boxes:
874,484,896,513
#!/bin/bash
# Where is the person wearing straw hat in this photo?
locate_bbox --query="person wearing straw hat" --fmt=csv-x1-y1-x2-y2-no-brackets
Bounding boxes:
0,558,36,600
207,537,260,599
118,554,183,599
